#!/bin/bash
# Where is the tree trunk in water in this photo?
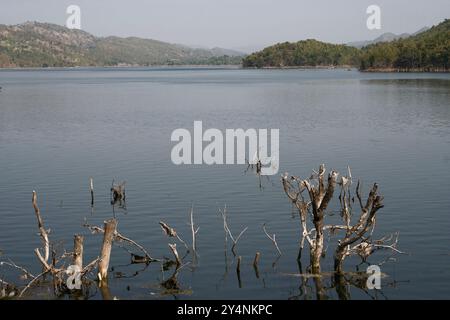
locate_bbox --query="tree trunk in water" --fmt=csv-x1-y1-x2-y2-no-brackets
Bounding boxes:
310,217,324,273
73,235,84,269
334,246,346,275
98,219,117,281
334,273,350,300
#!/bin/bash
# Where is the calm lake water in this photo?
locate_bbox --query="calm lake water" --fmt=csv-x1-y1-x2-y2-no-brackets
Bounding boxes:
0,67,449,299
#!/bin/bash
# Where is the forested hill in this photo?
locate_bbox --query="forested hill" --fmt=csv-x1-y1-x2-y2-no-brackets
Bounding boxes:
0,22,244,68
243,19,449,72
242,39,359,68
360,19,449,71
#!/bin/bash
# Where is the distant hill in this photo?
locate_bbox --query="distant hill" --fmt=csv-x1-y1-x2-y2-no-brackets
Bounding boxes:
348,32,411,48
347,27,429,48
0,22,244,68
360,19,449,71
242,39,360,68
242,19,449,72
209,47,245,57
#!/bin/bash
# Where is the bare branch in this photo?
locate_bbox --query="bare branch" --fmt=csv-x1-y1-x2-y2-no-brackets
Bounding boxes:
168,243,182,267
262,224,282,255
32,191,49,264
0,259,35,279
83,221,158,262
219,206,248,255
19,270,49,298
81,257,100,276
234,227,248,245
159,221,190,251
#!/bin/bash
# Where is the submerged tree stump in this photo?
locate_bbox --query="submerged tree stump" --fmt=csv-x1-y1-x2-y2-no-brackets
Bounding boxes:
110,181,126,204
98,219,117,281
73,235,84,269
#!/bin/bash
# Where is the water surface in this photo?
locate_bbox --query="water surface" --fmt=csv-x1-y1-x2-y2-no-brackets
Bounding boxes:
0,68,449,299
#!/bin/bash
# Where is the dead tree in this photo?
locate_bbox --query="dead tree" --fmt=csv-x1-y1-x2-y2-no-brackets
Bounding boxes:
73,235,84,269
84,220,158,263
18,192,100,297
334,181,402,274
282,165,402,276
98,219,117,282
281,164,338,273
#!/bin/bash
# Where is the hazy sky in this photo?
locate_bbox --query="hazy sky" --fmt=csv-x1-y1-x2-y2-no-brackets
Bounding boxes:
1,0,449,51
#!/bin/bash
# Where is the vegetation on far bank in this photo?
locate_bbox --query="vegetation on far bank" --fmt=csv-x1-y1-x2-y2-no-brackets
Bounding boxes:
1,19,448,71
243,19,449,72
0,22,244,68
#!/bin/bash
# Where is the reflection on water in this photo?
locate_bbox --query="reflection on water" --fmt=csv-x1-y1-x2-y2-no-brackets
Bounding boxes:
0,68,449,299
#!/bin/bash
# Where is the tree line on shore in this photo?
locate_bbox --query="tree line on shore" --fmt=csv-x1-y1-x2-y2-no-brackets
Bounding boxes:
243,19,449,71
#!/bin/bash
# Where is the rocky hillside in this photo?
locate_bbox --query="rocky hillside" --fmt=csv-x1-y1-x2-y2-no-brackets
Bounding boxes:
0,22,244,67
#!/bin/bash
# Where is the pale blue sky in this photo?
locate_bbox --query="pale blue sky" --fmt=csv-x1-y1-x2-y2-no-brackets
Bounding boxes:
1,0,449,51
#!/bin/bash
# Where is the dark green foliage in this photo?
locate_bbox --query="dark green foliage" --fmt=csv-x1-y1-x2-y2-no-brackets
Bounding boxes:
359,19,449,71
243,19,449,72
243,39,360,68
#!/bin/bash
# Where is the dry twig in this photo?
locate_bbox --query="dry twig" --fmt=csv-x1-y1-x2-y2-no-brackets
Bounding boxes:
262,223,282,256
219,206,248,256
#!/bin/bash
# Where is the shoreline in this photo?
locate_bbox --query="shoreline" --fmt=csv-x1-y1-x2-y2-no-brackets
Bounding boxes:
1,65,448,73
242,65,449,73
0,64,243,71
360,67,449,73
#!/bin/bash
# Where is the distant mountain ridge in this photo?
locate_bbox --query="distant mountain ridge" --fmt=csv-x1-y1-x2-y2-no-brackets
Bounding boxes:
0,21,244,68
347,26,429,48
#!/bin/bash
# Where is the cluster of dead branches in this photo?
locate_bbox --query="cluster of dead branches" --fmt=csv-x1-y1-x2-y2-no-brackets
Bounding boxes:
0,167,403,299
281,164,402,275
0,191,105,298
159,206,198,265
0,186,187,299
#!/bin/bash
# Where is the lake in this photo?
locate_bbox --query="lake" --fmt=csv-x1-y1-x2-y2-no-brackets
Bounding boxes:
0,67,449,299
